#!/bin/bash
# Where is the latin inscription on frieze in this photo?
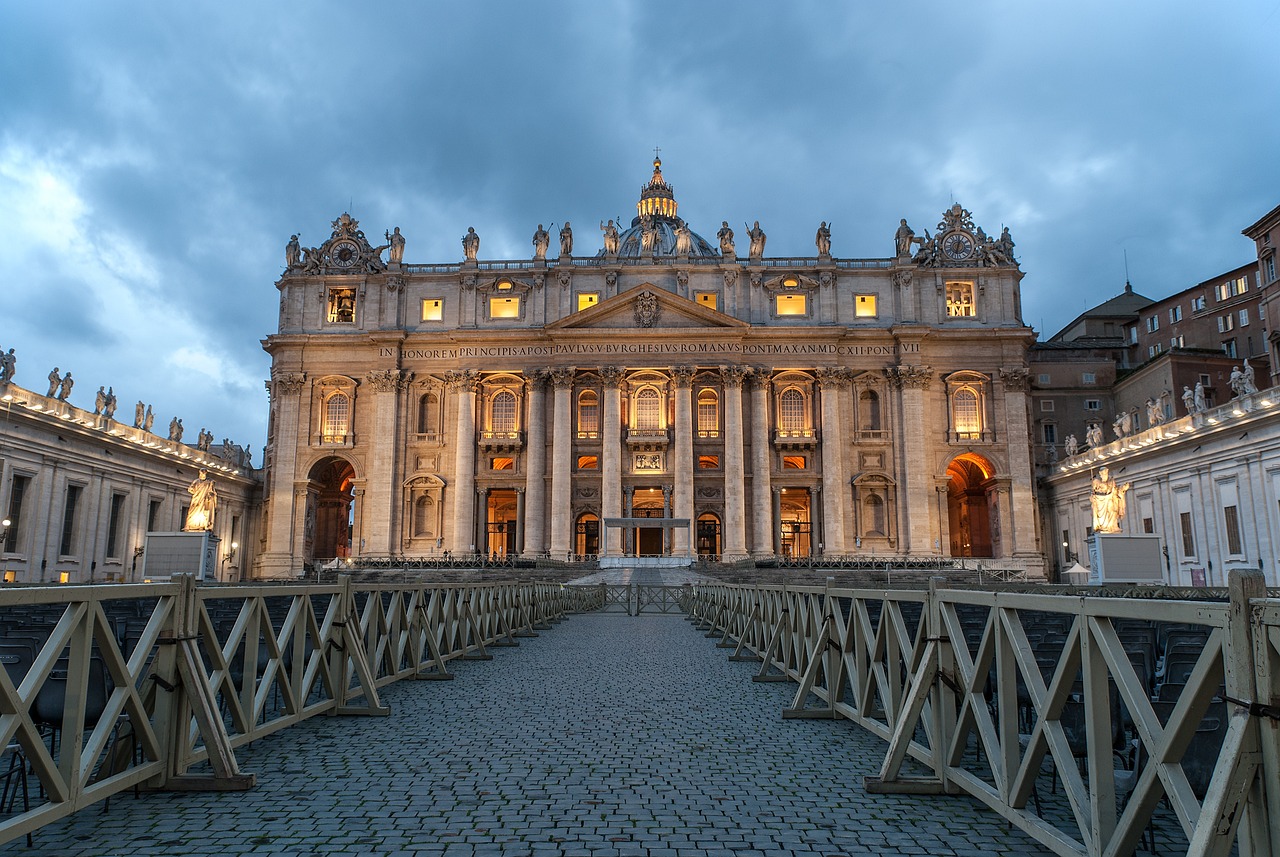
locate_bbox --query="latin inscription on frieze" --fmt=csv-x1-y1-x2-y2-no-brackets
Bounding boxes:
396,342,908,361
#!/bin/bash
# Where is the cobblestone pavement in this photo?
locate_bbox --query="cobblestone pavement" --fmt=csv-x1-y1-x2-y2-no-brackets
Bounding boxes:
10,613,1052,856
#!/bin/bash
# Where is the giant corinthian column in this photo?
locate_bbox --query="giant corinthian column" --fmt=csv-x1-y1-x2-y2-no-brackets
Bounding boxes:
816,368,849,555
720,365,748,560
890,364,934,554
748,370,774,557
523,371,548,556
446,370,478,555
671,366,695,556
547,368,575,558
600,366,625,557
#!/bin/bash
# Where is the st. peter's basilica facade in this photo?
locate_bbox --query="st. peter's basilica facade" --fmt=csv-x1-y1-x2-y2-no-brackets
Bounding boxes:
256,159,1042,577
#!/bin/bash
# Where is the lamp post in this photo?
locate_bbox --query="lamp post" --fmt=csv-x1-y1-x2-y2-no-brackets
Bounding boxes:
222,541,239,582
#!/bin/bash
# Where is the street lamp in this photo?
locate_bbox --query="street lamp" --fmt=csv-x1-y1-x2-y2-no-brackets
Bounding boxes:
0,518,9,583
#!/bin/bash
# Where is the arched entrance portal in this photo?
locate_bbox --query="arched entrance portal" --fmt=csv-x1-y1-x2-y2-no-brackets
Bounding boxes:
946,453,994,558
307,457,356,563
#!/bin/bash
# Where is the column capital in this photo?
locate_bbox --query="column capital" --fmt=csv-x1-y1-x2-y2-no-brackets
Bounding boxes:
671,366,696,388
718,365,749,388
548,367,576,389
270,372,307,398
600,365,625,388
814,367,851,388
747,368,772,391
885,364,933,390
444,369,478,393
999,366,1030,391
366,368,411,392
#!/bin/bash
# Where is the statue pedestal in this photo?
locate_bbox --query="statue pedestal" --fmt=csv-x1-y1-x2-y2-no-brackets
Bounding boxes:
142,532,221,583
1085,533,1164,585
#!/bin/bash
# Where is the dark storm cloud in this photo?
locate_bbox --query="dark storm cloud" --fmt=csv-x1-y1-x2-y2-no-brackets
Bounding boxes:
1,0,1276,448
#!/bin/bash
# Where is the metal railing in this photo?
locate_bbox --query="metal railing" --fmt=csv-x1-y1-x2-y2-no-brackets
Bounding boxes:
686,572,1280,857
0,576,578,846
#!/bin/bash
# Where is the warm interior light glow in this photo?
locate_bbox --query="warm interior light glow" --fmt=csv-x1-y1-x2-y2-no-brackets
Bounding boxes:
576,293,599,312
496,277,513,290
855,294,877,317
421,299,443,321
58,572,70,584
782,275,800,289
490,296,520,318
776,294,806,316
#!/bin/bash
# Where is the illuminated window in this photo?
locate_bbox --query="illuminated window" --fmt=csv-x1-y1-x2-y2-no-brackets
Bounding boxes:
698,455,720,469
855,294,877,317
779,388,806,432
577,390,598,438
577,292,599,312
946,282,975,317
323,393,350,441
697,389,719,437
577,455,598,470
489,296,521,319
327,289,356,323
635,387,661,432
952,388,980,435
490,390,517,433
783,455,807,469
421,299,443,321
695,292,718,310
490,457,514,471
775,294,807,316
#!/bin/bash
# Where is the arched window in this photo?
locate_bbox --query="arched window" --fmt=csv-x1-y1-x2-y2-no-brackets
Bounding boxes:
635,387,661,432
577,390,598,438
779,388,806,433
323,393,350,442
697,389,719,437
864,494,886,536
417,393,439,436
859,390,881,432
413,496,435,537
953,388,981,436
491,390,517,434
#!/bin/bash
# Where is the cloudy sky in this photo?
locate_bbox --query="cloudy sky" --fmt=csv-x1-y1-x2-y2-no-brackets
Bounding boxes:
2,1,1276,451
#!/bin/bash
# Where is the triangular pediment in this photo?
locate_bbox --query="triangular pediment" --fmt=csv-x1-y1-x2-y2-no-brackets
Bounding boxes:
545,284,749,331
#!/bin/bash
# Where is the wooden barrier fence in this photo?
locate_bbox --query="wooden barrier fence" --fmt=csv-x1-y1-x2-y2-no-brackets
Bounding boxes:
0,576,578,846
687,572,1280,857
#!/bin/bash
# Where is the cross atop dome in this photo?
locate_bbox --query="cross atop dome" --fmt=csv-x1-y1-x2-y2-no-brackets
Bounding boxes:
637,153,677,221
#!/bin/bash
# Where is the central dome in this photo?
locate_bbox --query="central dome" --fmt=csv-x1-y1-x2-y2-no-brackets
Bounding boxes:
603,157,719,259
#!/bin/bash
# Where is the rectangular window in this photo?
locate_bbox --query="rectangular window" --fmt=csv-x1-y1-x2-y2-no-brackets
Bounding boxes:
4,475,29,553
576,293,599,312
1040,400,1055,412
1038,374,1051,384
576,455,598,470
854,294,877,317
60,485,82,556
1192,295,1207,312
147,499,162,533
1142,517,1154,534
1224,339,1238,358
490,457,514,471
1170,335,1184,348
1042,424,1057,444
695,292,718,310
1129,326,1138,344
775,294,807,316
698,455,719,469
1266,257,1276,283
1082,372,1096,385
421,299,443,321
945,282,975,317
326,288,356,324
105,493,127,558
1084,399,1101,411
782,455,807,469
1240,308,1250,327
488,296,521,319
1218,314,1234,332
1145,315,1159,332
1147,344,1162,358
1223,505,1243,555
1179,511,1195,558
1169,306,1182,323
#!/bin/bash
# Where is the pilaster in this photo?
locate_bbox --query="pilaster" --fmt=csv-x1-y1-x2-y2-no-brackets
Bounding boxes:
888,364,935,554
720,365,748,560
446,370,478,554
600,366,624,557
363,369,409,555
547,368,574,558
258,372,307,578
671,366,695,555
523,372,548,556
749,371,774,557
816,367,849,555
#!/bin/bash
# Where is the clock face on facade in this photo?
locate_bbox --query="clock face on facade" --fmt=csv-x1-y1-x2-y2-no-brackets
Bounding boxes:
330,240,360,268
942,231,975,261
